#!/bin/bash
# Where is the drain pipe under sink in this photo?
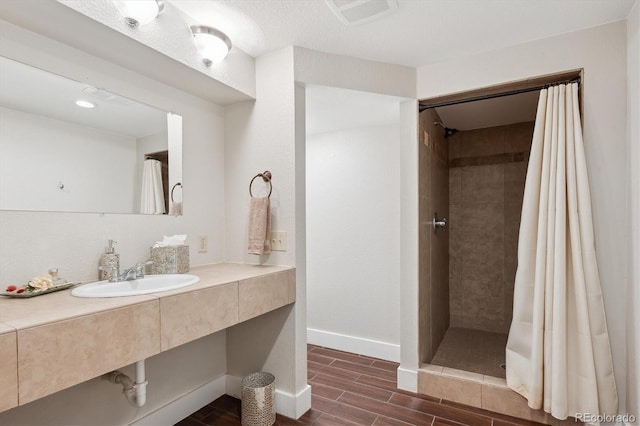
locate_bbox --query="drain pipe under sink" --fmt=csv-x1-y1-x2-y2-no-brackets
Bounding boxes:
103,360,148,407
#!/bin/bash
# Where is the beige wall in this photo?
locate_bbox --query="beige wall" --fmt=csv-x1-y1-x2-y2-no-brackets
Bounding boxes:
448,122,534,334
306,123,402,361
289,47,418,389
293,47,416,99
398,99,420,390
224,48,310,418
418,109,450,363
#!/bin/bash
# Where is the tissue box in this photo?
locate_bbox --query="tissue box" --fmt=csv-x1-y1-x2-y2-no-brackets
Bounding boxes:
151,245,190,274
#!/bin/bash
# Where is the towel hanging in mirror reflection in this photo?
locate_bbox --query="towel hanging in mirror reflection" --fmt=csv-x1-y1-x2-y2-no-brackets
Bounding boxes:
170,182,183,216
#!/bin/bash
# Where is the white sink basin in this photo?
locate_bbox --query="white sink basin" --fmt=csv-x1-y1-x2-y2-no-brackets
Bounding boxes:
71,274,200,298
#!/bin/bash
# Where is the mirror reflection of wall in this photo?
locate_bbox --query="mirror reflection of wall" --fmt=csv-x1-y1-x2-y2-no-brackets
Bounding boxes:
0,56,183,215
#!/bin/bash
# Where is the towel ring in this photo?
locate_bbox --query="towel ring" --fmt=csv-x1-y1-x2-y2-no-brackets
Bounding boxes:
171,182,182,202
249,171,272,198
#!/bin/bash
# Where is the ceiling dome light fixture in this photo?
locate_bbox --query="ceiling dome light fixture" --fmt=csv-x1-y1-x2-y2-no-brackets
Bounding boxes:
113,0,164,27
190,25,232,66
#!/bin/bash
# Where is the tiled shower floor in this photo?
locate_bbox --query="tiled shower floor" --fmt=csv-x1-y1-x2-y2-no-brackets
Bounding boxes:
430,327,508,378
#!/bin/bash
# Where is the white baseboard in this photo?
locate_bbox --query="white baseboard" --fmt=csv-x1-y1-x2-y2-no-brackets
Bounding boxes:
131,375,226,426
396,367,418,392
307,328,400,362
225,374,242,399
131,372,311,425
225,375,312,420
275,384,312,419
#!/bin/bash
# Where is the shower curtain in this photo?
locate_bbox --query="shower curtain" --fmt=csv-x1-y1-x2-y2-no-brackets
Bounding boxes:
140,159,165,214
505,83,618,419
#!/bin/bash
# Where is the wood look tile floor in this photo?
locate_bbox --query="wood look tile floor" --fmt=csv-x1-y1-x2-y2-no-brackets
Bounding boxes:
175,345,548,426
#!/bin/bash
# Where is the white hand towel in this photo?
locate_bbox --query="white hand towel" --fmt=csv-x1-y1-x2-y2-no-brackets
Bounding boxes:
248,197,271,255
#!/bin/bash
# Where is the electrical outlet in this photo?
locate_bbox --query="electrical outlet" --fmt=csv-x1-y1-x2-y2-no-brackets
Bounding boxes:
197,235,208,253
270,231,287,251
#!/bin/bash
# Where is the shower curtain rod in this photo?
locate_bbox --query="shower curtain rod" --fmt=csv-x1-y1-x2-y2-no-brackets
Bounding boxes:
419,76,581,111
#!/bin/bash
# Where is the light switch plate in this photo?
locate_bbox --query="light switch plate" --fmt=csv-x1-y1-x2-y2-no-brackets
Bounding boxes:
270,231,287,251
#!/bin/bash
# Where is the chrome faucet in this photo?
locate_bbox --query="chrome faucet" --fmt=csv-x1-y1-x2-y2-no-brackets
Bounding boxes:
99,261,153,282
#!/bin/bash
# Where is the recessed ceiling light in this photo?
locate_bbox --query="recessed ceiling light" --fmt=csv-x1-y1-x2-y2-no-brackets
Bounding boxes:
75,100,96,109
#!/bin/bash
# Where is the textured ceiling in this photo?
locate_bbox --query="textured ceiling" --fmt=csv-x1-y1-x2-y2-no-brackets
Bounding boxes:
172,0,636,67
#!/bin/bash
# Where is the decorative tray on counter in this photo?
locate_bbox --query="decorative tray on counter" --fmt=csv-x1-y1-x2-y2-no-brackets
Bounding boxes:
1,282,79,298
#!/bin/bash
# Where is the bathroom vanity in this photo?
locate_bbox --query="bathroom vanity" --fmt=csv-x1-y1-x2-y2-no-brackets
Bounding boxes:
0,263,295,412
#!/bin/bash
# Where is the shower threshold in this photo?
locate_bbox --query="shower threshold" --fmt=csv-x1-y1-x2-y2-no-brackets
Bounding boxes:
417,327,563,424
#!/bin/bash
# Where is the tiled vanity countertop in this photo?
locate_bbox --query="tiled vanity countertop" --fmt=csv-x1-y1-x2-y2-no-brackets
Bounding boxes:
0,263,295,412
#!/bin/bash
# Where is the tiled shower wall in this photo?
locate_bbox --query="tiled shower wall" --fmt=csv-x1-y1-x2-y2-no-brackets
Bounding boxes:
418,109,449,363
448,122,534,334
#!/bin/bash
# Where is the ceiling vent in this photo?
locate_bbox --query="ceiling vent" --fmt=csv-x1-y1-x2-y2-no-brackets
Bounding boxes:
325,0,398,26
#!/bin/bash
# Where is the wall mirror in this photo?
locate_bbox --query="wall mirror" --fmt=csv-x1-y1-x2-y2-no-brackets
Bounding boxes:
0,56,183,215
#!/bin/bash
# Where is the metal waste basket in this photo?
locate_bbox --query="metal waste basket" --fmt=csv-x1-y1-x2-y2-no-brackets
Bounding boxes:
241,372,276,426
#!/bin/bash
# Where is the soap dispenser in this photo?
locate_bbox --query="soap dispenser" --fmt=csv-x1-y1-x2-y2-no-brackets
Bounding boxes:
99,240,119,281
